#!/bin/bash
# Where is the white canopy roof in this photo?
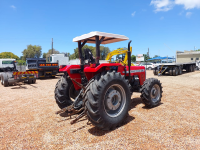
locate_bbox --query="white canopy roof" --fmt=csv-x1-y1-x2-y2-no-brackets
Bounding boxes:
73,31,129,44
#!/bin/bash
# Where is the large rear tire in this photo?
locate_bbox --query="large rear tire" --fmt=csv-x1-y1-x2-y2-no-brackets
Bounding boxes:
169,68,173,76
178,67,182,75
173,67,178,76
54,74,78,109
140,78,163,108
192,65,195,72
153,69,156,75
0,75,3,85
2,74,9,87
85,71,131,130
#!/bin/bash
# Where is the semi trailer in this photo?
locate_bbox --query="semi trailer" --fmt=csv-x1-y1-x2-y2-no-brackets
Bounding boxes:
154,62,196,76
0,59,37,87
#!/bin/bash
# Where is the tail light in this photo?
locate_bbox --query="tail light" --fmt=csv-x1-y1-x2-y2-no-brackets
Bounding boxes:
90,64,96,68
60,65,66,69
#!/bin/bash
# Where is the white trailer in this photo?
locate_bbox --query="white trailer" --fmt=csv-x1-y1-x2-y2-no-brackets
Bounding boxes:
153,60,197,76
48,54,69,66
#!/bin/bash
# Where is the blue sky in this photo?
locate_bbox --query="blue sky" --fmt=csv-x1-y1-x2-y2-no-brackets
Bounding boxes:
0,0,200,58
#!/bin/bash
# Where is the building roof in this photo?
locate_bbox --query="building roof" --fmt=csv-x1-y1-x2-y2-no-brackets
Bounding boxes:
73,31,129,44
177,50,200,55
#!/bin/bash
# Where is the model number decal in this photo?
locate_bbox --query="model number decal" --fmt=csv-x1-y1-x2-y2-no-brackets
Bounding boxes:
123,69,145,73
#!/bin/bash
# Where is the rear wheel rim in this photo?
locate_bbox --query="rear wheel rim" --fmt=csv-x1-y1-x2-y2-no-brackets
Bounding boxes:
104,84,126,118
150,84,160,103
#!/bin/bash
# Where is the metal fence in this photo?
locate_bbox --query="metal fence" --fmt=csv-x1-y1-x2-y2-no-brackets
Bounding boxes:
16,65,26,71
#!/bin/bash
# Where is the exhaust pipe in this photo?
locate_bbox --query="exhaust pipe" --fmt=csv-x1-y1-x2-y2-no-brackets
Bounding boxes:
128,40,132,79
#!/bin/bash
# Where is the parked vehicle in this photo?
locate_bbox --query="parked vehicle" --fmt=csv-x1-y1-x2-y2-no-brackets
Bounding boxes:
55,31,163,130
139,62,157,70
154,60,197,76
47,54,69,69
26,58,59,78
0,59,37,87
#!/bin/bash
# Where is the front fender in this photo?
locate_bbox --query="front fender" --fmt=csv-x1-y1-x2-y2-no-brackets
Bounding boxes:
59,65,82,90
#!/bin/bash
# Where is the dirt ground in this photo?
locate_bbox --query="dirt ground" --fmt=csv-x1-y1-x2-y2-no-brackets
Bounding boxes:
1,70,200,149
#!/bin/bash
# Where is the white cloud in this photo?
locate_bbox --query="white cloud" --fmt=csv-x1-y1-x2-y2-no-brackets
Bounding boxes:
186,12,192,18
10,5,16,9
151,0,200,12
131,11,136,17
150,0,174,12
160,16,164,20
179,10,184,15
175,0,200,9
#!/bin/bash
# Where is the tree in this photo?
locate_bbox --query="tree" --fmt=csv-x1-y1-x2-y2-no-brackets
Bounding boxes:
16,60,26,65
69,53,76,60
22,45,42,60
195,49,200,51
100,46,110,60
47,48,60,54
153,55,159,58
43,48,60,59
144,54,151,61
131,55,136,62
0,52,19,60
43,53,47,58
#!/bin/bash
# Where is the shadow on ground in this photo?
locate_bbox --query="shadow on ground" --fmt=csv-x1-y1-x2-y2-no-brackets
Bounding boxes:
87,115,135,136
10,83,37,89
158,70,195,76
57,97,163,134
39,76,60,80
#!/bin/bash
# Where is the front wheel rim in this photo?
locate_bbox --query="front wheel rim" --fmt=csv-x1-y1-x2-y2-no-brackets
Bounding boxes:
104,84,126,118
150,84,161,103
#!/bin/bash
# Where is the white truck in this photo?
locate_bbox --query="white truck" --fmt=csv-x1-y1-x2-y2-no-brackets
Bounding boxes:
48,54,69,67
0,59,37,87
153,59,199,76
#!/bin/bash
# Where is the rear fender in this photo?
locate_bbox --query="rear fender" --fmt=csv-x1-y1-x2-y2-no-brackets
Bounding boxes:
60,65,82,90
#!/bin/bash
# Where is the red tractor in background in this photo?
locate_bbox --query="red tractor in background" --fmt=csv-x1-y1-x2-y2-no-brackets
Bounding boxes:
55,31,163,130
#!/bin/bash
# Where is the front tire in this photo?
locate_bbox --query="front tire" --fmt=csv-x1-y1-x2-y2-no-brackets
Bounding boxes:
85,71,131,130
140,78,163,108
54,74,78,109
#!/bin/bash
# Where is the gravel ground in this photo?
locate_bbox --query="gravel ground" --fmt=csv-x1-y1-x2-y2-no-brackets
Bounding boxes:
0,70,200,149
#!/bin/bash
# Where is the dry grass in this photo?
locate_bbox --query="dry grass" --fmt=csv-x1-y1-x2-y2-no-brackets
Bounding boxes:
0,70,200,149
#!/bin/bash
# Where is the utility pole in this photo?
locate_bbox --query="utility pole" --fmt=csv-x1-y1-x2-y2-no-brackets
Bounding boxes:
52,38,53,54
148,47,149,58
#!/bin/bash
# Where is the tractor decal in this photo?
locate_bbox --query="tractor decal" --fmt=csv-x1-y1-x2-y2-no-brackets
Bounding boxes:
123,69,145,73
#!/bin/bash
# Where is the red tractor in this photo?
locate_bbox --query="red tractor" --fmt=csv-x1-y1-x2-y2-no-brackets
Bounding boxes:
55,31,163,130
